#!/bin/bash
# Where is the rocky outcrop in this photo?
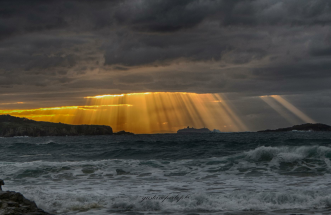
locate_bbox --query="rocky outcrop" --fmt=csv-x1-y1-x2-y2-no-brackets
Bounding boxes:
258,123,331,132
0,115,113,137
0,191,51,215
116,169,130,175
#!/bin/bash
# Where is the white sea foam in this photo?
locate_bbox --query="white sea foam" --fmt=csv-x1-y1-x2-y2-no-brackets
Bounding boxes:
245,145,331,162
9,182,331,214
35,140,56,145
2,145,331,214
0,161,330,214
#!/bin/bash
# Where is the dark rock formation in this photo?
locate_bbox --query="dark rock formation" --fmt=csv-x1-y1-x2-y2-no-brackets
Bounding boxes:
116,169,129,175
114,130,134,135
0,190,51,215
0,180,4,191
0,115,113,137
258,123,331,132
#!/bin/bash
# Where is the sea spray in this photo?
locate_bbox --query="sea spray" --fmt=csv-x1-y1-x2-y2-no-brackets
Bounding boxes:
1,133,331,214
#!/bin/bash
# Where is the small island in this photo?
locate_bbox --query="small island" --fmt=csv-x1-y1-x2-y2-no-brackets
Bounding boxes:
258,123,331,132
0,115,114,137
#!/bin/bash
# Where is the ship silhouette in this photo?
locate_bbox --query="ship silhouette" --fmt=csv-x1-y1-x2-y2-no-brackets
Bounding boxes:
177,126,211,134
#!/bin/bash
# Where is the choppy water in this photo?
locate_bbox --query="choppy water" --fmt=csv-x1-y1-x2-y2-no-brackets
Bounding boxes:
1,132,331,215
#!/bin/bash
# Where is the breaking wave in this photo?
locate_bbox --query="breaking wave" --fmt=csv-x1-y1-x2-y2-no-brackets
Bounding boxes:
2,133,331,214
12,186,331,214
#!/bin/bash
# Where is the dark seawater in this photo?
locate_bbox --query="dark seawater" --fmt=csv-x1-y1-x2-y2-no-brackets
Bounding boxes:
1,132,331,215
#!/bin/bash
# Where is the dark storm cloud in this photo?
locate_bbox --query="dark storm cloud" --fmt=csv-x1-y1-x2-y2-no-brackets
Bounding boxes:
2,0,329,39
117,74,153,84
310,47,331,56
251,58,331,81
113,0,331,31
0,0,67,40
103,30,229,66
114,0,224,32
220,0,331,26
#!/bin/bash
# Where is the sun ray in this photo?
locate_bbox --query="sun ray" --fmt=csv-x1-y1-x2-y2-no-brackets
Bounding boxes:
271,95,315,123
214,94,248,131
0,92,250,133
260,96,301,125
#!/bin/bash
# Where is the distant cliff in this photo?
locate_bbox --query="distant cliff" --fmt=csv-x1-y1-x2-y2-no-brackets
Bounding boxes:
0,115,113,137
258,123,331,132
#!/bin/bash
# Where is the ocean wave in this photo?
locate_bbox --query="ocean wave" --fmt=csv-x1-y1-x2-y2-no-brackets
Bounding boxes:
109,191,331,212
13,187,331,214
2,145,331,214
245,145,331,162
2,145,331,181
242,145,331,172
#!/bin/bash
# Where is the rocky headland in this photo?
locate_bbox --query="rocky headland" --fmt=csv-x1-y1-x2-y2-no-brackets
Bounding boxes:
0,115,113,137
258,123,331,132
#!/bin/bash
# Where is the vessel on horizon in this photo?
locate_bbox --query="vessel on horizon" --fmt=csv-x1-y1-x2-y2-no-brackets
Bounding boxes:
177,126,211,134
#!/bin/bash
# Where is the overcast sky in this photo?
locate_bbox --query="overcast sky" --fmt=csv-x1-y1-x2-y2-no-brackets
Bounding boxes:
1,0,331,130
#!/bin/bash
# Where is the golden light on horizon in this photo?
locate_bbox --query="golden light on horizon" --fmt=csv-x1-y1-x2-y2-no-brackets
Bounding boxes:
0,92,248,133
85,92,152,99
260,95,315,123
0,102,25,105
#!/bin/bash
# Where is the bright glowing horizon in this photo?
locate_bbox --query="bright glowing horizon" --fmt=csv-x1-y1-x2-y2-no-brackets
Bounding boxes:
1,92,317,134
0,92,248,134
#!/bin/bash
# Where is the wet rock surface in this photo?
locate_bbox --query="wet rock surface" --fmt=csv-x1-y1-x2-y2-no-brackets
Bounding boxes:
116,169,130,175
0,190,51,215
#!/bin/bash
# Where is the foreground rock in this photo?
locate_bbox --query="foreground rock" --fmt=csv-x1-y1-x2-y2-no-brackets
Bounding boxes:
258,123,331,132
0,115,113,137
0,190,51,215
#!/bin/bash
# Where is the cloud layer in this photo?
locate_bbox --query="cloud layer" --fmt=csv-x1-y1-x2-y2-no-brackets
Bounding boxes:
1,0,331,130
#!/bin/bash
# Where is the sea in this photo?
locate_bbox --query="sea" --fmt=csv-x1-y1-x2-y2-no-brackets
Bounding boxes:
1,132,331,215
